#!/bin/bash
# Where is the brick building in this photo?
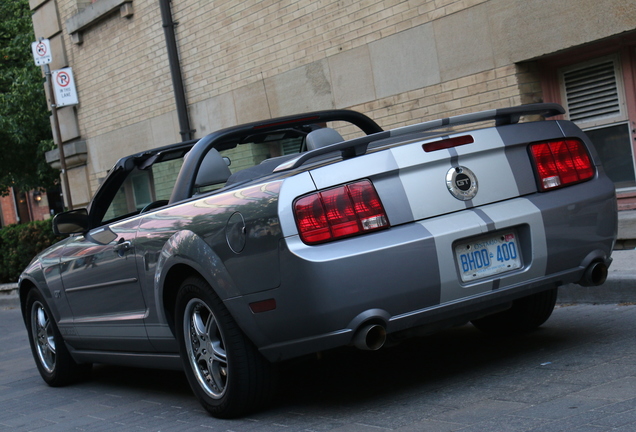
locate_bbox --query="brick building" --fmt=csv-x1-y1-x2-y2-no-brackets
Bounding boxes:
29,0,636,210
0,188,55,227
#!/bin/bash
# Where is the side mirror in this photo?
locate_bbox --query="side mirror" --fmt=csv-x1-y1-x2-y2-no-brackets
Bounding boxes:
52,208,89,235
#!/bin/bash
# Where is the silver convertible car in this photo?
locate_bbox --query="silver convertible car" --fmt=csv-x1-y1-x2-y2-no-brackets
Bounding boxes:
20,104,616,417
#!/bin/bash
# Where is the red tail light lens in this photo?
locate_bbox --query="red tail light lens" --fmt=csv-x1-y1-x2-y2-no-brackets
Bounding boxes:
294,180,389,244
423,135,474,152
529,139,595,191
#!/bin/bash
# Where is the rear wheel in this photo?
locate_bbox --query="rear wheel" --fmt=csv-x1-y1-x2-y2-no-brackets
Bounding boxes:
25,289,91,386
471,286,558,335
175,276,276,418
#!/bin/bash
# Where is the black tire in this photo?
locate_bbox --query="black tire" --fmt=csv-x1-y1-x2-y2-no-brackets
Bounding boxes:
471,286,558,335
25,289,91,386
174,276,276,418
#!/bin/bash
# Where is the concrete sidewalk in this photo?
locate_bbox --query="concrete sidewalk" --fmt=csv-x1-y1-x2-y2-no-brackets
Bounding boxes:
1,249,634,308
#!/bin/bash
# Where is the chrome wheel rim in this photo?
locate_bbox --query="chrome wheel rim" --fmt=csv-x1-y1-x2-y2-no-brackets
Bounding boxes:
31,301,56,373
183,298,228,399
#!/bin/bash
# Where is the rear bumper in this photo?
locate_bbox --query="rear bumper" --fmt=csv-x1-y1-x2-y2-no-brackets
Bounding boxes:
256,267,598,362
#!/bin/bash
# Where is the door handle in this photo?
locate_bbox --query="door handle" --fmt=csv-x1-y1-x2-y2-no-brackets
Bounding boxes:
113,240,133,256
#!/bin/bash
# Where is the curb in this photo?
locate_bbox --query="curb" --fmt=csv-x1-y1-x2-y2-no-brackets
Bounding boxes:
558,249,636,304
557,275,636,305
0,283,19,309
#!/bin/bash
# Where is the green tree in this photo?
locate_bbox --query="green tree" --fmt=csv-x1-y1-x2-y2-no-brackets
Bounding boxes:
0,0,58,195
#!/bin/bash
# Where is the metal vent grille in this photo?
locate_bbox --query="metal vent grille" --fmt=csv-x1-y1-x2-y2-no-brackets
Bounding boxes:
563,60,620,123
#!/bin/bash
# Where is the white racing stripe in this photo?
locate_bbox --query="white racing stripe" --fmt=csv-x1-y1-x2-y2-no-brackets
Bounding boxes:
391,128,521,220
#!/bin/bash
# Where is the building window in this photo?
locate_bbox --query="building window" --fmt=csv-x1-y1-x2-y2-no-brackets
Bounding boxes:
558,55,635,189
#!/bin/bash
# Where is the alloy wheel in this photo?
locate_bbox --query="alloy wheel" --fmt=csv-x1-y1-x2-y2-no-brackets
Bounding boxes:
31,300,56,373
183,298,228,398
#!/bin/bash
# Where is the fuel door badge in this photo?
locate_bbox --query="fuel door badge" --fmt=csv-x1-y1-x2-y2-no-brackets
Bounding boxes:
446,166,478,201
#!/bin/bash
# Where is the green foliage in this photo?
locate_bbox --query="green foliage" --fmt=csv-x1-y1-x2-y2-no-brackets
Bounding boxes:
0,0,58,195
0,219,63,283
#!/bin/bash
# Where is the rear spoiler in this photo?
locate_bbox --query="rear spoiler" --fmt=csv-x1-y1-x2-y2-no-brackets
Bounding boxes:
274,103,565,172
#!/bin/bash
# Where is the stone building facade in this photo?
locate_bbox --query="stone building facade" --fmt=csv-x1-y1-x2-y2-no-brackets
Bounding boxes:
29,0,636,209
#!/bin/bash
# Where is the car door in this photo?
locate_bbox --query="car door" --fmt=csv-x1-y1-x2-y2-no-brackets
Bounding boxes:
58,216,153,352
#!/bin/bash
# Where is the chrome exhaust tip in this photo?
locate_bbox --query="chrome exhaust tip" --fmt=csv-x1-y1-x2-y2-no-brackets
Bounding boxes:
353,324,387,351
579,261,609,287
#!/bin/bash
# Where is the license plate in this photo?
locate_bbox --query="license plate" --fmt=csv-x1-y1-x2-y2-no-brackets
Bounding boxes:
454,231,522,282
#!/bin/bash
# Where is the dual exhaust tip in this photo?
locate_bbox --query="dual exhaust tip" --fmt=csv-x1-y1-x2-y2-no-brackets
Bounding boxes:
352,260,609,350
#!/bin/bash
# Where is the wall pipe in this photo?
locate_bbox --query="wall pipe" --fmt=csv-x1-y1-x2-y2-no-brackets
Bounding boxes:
158,0,193,142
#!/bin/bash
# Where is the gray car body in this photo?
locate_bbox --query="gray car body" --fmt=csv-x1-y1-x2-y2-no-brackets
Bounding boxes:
20,104,617,369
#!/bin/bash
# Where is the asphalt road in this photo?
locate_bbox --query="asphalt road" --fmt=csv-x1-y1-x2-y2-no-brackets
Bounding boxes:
2,303,636,432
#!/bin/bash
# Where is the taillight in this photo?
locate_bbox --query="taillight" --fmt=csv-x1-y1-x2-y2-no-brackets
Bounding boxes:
529,139,595,191
294,180,389,244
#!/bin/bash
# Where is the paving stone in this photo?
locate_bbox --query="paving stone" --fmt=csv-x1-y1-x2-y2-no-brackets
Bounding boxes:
453,414,550,432
431,399,528,424
588,408,636,429
574,377,636,401
394,419,465,432
3,305,636,431
498,381,588,405
593,398,636,414
513,396,613,420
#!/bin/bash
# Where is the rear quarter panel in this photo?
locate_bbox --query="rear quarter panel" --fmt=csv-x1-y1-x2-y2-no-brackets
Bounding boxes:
136,180,284,347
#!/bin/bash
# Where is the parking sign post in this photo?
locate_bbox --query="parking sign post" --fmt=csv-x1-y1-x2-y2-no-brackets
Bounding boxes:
32,38,73,210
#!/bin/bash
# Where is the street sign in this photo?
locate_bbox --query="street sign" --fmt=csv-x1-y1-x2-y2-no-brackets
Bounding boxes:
52,67,79,107
31,39,52,66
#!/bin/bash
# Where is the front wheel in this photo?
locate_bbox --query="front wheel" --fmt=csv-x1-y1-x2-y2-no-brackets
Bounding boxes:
175,276,276,418
25,289,91,386
471,286,558,335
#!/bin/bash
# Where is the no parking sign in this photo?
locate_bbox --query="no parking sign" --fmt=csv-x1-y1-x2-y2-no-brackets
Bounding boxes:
31,39,52,65
52,67,78,107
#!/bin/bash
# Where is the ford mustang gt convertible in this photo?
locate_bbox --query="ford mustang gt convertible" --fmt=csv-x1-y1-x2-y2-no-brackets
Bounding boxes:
20,104,616,417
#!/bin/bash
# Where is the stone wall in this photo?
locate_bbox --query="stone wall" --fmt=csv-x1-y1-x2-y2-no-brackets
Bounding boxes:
30,0,636,205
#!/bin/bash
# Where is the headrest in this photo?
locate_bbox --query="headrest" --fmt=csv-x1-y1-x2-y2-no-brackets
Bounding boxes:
194,148,232,188
305,128,344,151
